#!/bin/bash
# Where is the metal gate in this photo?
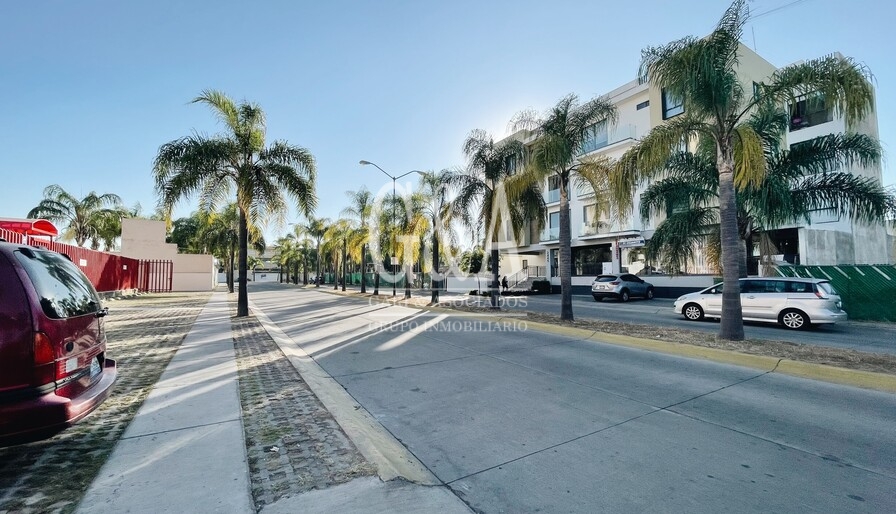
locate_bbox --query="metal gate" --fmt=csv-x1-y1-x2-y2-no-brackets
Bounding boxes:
139,259,174,293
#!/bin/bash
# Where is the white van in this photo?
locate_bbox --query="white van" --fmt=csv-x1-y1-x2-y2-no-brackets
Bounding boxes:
673,277,846,329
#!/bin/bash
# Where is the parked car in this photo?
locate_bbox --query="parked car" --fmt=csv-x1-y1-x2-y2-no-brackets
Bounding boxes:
591,273,655,302
0,242,117,446
673,277,846,330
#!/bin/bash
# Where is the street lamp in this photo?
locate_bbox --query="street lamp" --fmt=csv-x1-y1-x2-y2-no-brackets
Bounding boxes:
360,160,423,299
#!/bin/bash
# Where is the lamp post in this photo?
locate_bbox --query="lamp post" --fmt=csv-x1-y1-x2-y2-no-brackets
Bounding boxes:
360,160,422,299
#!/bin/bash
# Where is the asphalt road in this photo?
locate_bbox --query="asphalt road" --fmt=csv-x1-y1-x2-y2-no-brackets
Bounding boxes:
248,283,896,513
499,294,896,355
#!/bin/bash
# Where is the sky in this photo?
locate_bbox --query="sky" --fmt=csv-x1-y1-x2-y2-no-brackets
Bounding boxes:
2,0,894,245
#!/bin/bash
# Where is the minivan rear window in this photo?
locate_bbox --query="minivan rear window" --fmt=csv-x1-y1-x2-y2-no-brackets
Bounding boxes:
14,248,101,319
816,281,838,296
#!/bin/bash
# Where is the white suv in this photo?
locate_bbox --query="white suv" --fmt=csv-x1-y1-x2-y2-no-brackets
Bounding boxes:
673,277,846,329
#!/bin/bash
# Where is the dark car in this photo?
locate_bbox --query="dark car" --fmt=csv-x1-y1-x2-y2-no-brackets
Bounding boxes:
591,273,655,302
0,242,117,446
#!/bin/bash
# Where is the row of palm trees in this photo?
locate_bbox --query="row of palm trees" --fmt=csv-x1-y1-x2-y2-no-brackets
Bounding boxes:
278,0,893,343
37,1,890,343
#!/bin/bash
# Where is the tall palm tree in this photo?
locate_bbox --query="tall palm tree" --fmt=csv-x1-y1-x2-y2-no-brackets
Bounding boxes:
641,103,892,275
342,187,375,293
153,89,317,317
614,0,876,340
27,184,123,246
323,219,353,290
512,94,619,320
414,170,456,303
446,129,546,308
299,217,329,287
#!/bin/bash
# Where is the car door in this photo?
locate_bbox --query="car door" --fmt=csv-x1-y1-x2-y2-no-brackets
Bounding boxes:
703,284,724,316
740,279,782,320
621,274,645,297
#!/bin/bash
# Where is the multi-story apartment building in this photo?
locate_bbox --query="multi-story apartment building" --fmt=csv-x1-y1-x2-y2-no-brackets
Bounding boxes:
496,45,892,294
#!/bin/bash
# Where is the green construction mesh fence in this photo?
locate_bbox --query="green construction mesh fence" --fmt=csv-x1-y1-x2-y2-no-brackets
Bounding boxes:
775,264,896,322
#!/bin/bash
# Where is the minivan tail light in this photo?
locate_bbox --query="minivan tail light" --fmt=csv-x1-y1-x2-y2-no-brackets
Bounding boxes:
815,289,827,299
33,331,57,386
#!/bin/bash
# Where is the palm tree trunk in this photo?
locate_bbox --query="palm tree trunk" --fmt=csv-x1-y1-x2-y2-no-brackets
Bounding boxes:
237,208,249,317
342,239,347,292
315,242,321,287
489,237,500,309
228,245,235,294
430,232,440,304
559,177,573,321
717,149,745,341
360,243,367,293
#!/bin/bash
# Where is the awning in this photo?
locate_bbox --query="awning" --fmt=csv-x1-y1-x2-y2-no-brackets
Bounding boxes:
0,218,60,237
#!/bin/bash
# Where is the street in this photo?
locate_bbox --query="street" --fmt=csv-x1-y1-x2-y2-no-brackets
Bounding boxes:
497,294,896,355
248,283,896,513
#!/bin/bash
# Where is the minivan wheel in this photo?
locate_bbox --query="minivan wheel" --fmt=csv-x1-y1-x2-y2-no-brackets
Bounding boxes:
645,288,655,300
780,309,809,330
620,290,630,302
683,303,704,321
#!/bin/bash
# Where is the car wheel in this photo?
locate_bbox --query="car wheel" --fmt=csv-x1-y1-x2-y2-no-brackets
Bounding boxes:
780,309,809,330
620,289,630,302
593,295,602,302
683,303,704,321
645,287,654,300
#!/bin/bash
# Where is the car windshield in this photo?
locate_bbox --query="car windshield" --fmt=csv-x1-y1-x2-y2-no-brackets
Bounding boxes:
595,276,618,282
817,281,838,296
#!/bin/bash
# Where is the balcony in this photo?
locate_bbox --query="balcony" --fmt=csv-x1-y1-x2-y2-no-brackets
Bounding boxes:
578,124,637,156
579,222,607,237
540,227,559,242
545,188,560,203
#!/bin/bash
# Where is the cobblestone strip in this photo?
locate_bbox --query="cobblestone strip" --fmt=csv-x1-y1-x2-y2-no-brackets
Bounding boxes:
0,292,211,514
230,304,377,511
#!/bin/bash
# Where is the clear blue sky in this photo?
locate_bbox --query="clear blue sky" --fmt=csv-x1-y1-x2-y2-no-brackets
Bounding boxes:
2,0,893,243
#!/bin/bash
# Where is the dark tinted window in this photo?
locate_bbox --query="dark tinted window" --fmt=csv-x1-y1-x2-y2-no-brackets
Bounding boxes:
595,275,618,282
14,248,101,319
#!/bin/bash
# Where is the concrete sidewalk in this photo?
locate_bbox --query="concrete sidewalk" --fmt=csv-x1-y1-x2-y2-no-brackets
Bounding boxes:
76,289,472,513
77,291,254,514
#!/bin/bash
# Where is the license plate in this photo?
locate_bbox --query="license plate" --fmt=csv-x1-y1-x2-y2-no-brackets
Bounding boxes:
90,358,101,378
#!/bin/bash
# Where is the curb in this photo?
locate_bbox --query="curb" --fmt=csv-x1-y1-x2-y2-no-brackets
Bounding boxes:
317,289,896,394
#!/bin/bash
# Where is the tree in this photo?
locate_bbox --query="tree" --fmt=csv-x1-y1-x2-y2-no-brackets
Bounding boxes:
614,0,876,340
447,130,545,308
414,171,456,303
194,203,264,293
641,103,892,275
342,187,375,293
153,90,317,317
512,94,619,321
27,184,122,246
324,219,353,291
299,217,328,287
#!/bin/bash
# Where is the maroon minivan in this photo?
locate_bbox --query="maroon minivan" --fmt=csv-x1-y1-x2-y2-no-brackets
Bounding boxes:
0,241,117,446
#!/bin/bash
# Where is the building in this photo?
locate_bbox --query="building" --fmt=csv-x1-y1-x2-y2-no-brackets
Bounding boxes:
497,46,892,295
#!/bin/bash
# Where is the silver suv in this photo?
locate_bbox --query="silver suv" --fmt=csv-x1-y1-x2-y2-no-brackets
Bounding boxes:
673,277,846,329
591,274,655,302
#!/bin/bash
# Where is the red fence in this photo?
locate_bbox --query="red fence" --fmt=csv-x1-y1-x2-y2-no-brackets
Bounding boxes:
0,227,173,293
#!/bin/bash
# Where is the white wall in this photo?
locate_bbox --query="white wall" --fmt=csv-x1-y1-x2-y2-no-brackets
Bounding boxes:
120,219,216,292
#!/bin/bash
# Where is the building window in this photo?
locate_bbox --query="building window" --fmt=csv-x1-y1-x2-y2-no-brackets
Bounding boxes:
572,245,612,276
636,100,650,110
662,88,684,119
753,81,761,100
789,94,832,131
580,123,609,154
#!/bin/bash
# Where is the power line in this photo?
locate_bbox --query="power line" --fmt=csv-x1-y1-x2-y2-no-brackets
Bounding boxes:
750,0,812,20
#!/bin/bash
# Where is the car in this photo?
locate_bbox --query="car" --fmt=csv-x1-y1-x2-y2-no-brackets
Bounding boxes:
673,277,846,330
591,273,655,302
0,242,117,446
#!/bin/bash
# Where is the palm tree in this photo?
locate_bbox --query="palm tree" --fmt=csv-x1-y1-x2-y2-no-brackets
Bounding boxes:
614,0,876,340
641,103,892,276
27,184,123,246
153,89,317,317
297,217,329,286
342,187,375,293
512,94,619,320
446,130,545,308
414,171,456,303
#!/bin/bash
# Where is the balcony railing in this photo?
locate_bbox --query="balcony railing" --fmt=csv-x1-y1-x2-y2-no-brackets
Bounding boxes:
579,222,609,237
545,188,560,203
578,124,637,156
540,227,559,242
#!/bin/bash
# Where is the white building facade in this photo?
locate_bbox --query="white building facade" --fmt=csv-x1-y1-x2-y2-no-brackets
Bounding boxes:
497,46,892,295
